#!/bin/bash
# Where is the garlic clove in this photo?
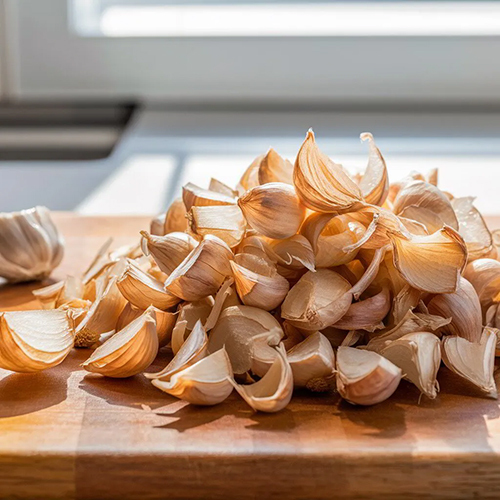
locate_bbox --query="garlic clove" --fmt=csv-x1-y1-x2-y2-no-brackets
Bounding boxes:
442,328,497,398
151,198,188,236
336,346,402,406
381,332,441,399
83,307,158,378
293,129,363,213
209,178,239,198
182,182,236,211
152,348,234,405
238,182,306,239
0,309,74,373
427,277,483,342
164,235,233,301
230,344,293,413
464,258,500,311
258,148,294,185
188,204,246,248
287,331,335,388
358,133,389,207
236,154,264,194
145,319,208,380
140,231,198,276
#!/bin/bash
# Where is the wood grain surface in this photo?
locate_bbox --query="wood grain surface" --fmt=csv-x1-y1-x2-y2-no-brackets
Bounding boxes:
1,214,500,500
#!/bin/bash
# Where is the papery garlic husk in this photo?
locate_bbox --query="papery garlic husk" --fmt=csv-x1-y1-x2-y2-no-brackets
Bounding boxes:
258,148,294,185
336,346,402,406
204,277,239,331
83,307,158,378
381,332,441,399
427,277,482,342
151,198,188,236
427,168,438,187
282,321,306,350
152,348,233,405
230,254,289,311
451,197,493,261
75,276,127,347
389,226,467,294
0,310,74,372
33,275,84,310
188,204,246,248
358,133,389,206
209,178,239,198
392,180,458,230
387,171,426,204
236,235,278,265
238,182,305,239
442,329,497,398
182,182,236,211
237,154,264,194
293,129,363,213
268,235,316,272
164,235,233,301
141,231,198,276
464,258,500,311
333,288,391,332
116,302,176,348
32,280,65,309
0,206,64,282
287,331,335,388
117,262,180,311
230,344,293,413
146,319,208,381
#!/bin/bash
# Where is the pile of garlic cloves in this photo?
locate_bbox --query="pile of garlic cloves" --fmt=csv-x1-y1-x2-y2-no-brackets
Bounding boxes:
3,129,500,413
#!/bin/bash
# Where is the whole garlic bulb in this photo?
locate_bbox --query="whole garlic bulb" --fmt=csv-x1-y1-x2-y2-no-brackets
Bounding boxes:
0,206,64,282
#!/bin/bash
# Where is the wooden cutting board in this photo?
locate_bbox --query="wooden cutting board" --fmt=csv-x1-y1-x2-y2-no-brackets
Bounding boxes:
1,213,500,500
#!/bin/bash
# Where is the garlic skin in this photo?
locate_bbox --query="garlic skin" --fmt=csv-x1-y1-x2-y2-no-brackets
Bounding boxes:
0,310,74,373
238,182,306,239
258,148,294,185
83,307,158,378
152,348,234,406
183,182,236,211
336,346,402,406
209,178,239,198
464,258,500,311
0,206,64,282
151,198,188,236
237,154,264,194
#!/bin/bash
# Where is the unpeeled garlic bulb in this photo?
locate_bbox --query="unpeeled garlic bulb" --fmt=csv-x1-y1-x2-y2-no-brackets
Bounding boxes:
0,206,64,282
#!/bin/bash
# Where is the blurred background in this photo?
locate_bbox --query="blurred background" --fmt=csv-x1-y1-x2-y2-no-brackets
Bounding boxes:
0,0,499,215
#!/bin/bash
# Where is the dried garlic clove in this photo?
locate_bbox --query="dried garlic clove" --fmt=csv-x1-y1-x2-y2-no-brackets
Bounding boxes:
390,226,467,294
83,307,158,378
336,346,402,406
188,204,246,248
152,348,234,405
287,332,335,388
236,154,264,194
209,178,239,198
0,310,74,373
268,235,316,271
164,235,233,301
442,329,497,398
427,277,482,342
0,206,64,282
146,319,208,380
381,332,441,399
141,231,198,276
230,256,289,311
238,182,305,239
358,133,389,206
117,262,180,311
182,182,236,211
464,258,500,311
293,129,363,213
258,148,294,185
231,344,293,413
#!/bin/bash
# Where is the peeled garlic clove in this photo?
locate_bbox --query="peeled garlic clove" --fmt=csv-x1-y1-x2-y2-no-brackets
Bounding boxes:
164,235,233,301
236,154,264,194
427,277,482,342
293,129,363,213
268,234,315,271
231,344,293,413
209,178,239,198
152,348,233,405
464,258,500,310
83,307,158,378
390,226,467,294
442,329,497,398
336,346,402,406
75,276,127,347
238,182,305,239
0,310,74,373
230,257,289,311
0,206,64,282
358,133,389,206
188,204,246,248
381,332,441,399
146,319,208,380
258,148,294,185
287,332,335,388
333,288,391,332
141,231,198,276
117,263,180,311
182,182,236,211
